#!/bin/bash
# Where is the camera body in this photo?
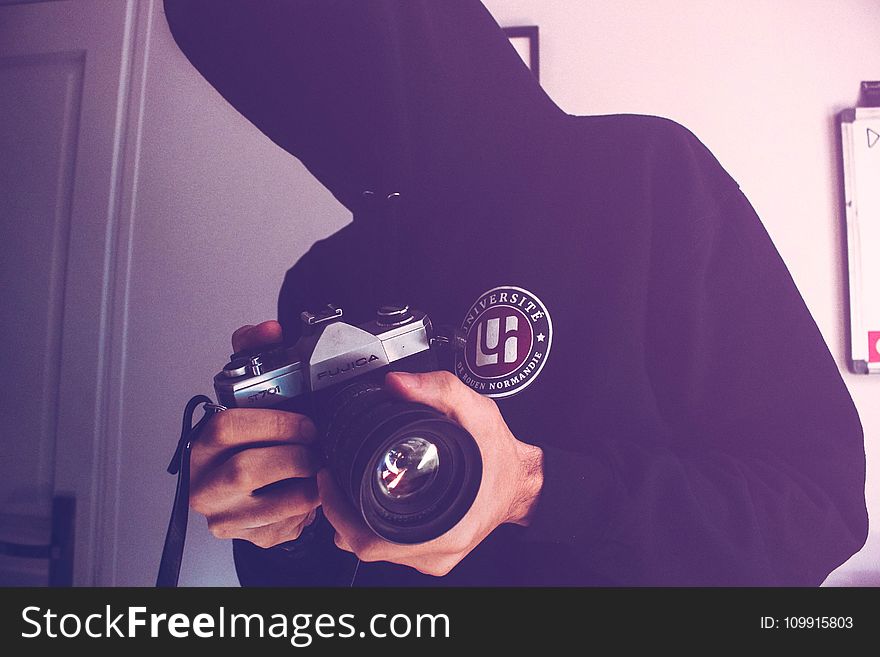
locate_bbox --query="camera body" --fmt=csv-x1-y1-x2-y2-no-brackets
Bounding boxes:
215,304,434,412
213,304,482,544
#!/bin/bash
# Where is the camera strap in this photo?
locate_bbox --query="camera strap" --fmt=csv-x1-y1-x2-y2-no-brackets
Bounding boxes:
156,395,223,587
360,189,404,308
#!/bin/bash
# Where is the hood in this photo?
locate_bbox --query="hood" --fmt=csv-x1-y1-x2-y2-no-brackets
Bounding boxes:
164,0,564,213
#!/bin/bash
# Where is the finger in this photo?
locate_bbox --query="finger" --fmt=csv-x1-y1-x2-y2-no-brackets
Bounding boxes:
317,469,376,556
231,514,313,549
232,320,283,353
201,409,317,454
384,370,485,417
333,531,354,553
195,444,320,499
206,478,319,531
230,325,254,352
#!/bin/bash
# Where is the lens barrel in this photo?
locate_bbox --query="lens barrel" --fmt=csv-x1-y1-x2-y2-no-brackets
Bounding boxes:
323,381,482,544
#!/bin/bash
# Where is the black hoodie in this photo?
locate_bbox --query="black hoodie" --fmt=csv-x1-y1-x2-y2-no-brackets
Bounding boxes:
164,0,868,585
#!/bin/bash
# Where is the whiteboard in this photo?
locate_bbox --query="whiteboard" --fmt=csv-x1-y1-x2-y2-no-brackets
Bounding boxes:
841,105,880,373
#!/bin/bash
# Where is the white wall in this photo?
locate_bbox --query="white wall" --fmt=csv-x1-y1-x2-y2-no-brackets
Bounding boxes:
115,0,878,585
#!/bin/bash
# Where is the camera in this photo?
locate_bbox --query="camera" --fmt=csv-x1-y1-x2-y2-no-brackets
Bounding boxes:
213,304,482,544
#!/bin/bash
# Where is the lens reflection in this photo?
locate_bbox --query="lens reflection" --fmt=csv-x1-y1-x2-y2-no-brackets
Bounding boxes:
376,437,440,499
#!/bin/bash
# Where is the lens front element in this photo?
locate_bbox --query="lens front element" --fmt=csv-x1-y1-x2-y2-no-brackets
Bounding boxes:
377,437,440,500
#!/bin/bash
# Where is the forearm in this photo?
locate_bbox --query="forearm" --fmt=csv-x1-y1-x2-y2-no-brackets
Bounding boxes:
506,442,544,527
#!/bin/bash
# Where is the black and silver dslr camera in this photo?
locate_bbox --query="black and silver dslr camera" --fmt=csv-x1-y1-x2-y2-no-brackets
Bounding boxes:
213,304,482,544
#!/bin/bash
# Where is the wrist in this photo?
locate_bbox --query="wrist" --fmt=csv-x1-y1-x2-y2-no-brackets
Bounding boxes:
506,442,544,526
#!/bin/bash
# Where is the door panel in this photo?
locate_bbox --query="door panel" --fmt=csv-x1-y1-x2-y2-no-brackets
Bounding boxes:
0,50,83,585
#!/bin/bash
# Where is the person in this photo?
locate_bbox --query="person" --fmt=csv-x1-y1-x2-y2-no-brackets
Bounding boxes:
163,0,868,586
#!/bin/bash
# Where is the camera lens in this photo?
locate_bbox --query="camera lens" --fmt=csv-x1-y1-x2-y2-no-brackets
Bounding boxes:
323,381,482,544
376,436,440,500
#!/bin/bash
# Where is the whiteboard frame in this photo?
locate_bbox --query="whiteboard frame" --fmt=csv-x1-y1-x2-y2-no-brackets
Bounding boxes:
840,106,880,374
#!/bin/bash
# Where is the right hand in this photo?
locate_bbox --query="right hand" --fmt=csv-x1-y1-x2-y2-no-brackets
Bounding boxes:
190,320,321,548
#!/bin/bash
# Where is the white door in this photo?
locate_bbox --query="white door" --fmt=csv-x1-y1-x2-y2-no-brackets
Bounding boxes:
0,0,136,585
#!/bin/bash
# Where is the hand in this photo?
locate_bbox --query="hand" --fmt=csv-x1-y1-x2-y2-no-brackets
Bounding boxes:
319,370,544,577
190,320,322,548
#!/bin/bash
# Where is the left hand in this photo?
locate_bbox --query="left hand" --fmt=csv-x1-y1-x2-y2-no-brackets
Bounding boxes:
318,370,544,577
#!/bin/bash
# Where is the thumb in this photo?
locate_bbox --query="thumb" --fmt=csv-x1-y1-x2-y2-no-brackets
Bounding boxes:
384,370,477,416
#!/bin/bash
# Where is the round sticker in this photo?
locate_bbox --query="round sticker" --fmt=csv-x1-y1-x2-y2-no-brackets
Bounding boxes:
455,285,552,398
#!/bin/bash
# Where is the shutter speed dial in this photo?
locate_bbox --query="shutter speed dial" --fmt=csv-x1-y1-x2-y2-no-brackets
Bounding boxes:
222,355,264,378
376,304,412,327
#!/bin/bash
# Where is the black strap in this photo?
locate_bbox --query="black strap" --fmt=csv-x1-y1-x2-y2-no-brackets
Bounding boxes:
384,191,403,306
156,395,217,588
360,189,405,309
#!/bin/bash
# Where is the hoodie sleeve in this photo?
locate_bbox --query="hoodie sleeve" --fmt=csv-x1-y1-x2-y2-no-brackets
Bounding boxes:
522,129,869,585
